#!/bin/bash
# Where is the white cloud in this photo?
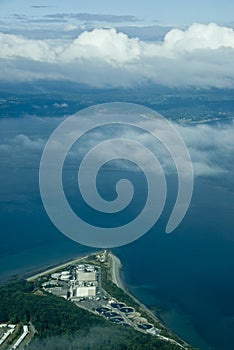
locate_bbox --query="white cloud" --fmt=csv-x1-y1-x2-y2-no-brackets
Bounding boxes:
0,134,45,152
119,121,234,177
0,32,56,61
1,22,234,87
64,24,78,32
53,102,68,108
0,117,233,178
62,119,234,178
175,123,234,176
163,22,234,52
60,28,141,64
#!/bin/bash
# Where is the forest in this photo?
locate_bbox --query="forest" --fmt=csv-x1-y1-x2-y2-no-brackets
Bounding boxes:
0,280,187,350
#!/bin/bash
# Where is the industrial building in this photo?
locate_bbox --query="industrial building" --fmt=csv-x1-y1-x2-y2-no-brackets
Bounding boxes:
73,286,96,298
71,266,98,299
76,271,96,282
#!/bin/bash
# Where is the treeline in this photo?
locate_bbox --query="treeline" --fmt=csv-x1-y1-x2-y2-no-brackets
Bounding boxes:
27,326,183,350
0,280,105,337
0,280,193,349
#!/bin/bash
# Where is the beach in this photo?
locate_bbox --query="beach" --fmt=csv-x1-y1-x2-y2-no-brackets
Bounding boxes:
109,252,125,290
27,250,166,327
109,252,166,325
24,250,192,349
26,251,100,281
26,249,159,325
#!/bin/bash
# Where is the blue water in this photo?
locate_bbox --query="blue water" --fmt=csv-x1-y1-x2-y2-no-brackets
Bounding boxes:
115,177,234,350
0,118,234,350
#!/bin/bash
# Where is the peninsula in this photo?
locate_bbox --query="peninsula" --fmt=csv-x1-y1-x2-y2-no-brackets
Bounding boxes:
0,251,198,350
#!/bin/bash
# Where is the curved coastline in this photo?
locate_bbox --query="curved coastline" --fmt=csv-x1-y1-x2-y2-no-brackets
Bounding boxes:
109,252,161,322
25,250,193,349
26,250,168,327
109,251,194,349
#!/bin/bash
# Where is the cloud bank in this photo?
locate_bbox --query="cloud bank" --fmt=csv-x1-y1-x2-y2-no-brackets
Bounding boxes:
0,116,233,178
1,22,234,87
44,13,138,23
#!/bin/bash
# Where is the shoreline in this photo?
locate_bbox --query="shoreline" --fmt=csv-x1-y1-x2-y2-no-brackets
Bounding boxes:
25,250,192,349
26,251,175,326
26,250,162,327
26,251,100,281
109,251,125,290
109,251,162,324
109,251,192,349
26,251,166,327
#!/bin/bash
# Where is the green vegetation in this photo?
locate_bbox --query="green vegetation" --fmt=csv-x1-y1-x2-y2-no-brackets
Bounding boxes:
95,255,190,345
101,261,139,309
26,327,184,350
0,280,194,349
0,280,106,337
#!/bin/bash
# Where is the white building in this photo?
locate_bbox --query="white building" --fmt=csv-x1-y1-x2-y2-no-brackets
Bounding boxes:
77,271,96,282
51,273,61,279
75,286,96,298
60,274,71,281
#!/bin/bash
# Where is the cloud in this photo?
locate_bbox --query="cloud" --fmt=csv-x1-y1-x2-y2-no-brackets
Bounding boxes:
53,102,68,108
175,123,234,176
0,32,55,61
0,134,45,152
48,118,234,178
116,120,234,177
32,5,56,9
44,13,139,23
1,22,234,87
163,22,234,51
0,116,233,178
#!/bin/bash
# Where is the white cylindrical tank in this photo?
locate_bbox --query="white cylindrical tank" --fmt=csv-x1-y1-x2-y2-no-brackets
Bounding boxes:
60,275,71,281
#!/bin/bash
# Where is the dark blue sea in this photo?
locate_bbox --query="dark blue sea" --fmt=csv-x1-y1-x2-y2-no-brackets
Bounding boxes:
0,117,234,350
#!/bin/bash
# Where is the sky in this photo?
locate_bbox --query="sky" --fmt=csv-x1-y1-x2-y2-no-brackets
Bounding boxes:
1,22,234,88
1,0,234,88
1,0,234,25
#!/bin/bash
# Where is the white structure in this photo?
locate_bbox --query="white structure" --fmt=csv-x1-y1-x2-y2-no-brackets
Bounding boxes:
77,264,85,270
77,271,96,282
11,325,29,349
60,274,71,281
61,271,70,276
86,265,95,272
75,286,96,298
0,326,15,346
